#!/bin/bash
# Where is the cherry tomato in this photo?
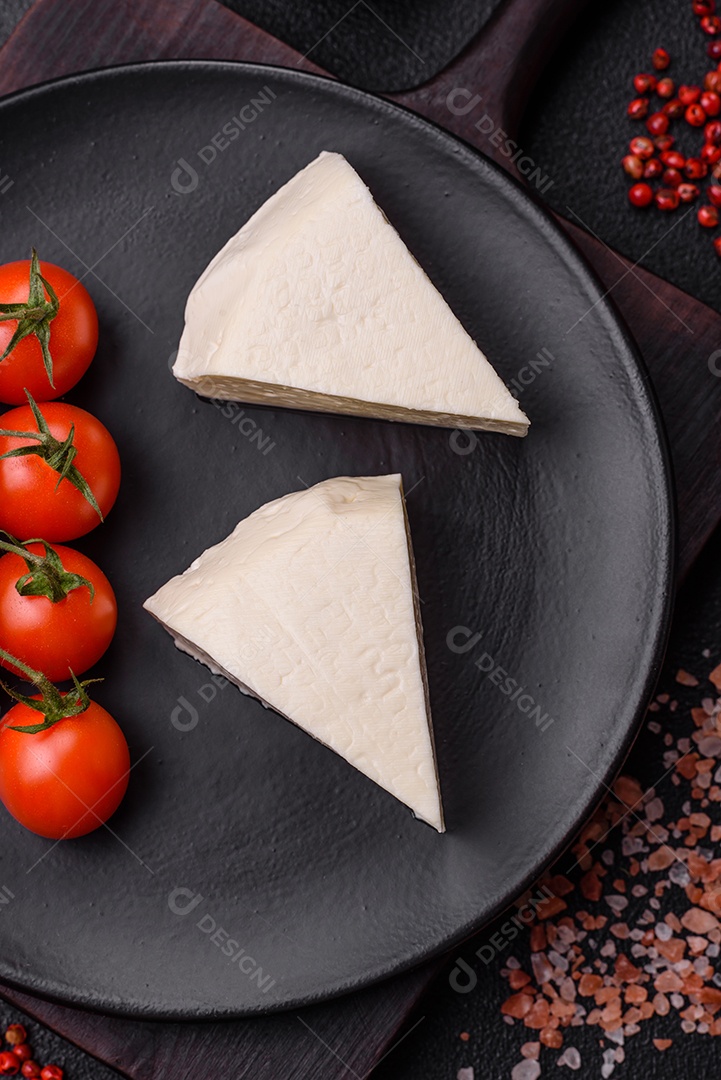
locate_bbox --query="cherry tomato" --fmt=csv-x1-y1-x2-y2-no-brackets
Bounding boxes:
0,256,98,405
0,543,117,681
0,700,130,839
0,401,120,541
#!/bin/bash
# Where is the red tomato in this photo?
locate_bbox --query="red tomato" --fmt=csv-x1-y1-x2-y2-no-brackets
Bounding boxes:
0,543,117,681
0,700,130,839
0,401,121,541
0,257,98,405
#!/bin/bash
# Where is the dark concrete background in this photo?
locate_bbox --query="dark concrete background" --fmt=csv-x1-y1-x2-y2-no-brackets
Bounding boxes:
1,2,720,1077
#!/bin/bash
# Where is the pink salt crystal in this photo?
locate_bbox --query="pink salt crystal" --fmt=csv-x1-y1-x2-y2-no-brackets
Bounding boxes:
548,949,569,971
652,992,670,1015
601,1048,616,1079
557,1047,581,1070
458,1070,475,1080
698,736,721,756
531,952,554,985
682,908,718,934
645,797,664,821
511,1061,540,1080
520,1043,540,1060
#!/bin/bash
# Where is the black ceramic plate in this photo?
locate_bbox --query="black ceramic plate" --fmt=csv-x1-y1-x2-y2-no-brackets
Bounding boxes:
0,62,673,1018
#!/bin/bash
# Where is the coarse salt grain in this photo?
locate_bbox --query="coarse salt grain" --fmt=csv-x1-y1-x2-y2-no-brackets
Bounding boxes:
669,863,690,886
494,670,721,1076
548,950,568,971
531,953,554,985
511,1060,540,1080
699,736,721,756
557,1047,581,1070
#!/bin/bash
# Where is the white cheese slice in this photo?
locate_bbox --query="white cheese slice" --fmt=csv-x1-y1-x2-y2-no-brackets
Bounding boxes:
173,151,528,436
144,474,444,831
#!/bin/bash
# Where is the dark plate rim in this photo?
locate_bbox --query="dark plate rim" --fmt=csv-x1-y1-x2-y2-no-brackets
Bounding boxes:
0,58,676,1020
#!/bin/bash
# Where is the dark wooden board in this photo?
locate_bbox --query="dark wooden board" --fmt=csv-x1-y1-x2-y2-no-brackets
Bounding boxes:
0,972,434,1079
0,0,715,1075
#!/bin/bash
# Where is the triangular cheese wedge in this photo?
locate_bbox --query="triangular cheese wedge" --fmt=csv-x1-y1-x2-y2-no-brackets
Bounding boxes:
144,475,444,831
173,151,528,436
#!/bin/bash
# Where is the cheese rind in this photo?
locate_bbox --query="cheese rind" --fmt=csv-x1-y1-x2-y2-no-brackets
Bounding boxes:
144,475,444,831
173,151,528,436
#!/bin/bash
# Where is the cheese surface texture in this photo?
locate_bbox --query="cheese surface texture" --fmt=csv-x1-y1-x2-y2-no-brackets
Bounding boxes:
174,151,528,436
144,475,444,831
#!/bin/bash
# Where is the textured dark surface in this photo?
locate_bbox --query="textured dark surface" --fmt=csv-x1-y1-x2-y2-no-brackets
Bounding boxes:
0,0,718,1077
0,1002,119,1080
226,0,501,91
0,59,672,1018
522,0,721,314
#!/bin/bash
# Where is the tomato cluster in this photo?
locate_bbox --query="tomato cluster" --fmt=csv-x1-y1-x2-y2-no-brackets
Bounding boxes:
0,251,129,839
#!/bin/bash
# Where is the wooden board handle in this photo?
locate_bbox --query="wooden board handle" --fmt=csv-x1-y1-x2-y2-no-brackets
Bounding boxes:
391,0,591,171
